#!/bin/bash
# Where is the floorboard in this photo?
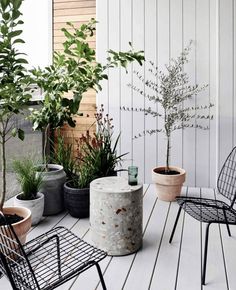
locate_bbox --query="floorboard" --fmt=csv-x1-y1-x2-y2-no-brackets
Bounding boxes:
1,185,236,290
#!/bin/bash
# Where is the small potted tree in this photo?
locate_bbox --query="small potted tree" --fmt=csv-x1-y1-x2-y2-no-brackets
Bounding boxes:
29,19,144,215
13,158,44,225
0,0,32,242
122,41,213,201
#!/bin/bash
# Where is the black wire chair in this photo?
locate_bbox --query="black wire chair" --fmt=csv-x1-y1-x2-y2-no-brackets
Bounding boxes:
0,215,107,290
169,146,236,285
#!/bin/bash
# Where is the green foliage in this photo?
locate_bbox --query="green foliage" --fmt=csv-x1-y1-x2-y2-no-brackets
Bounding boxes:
0,0,33,208
28,19,144,165
122,41,213,172
12,158,43,200
76,106,127,178
52,131,77,181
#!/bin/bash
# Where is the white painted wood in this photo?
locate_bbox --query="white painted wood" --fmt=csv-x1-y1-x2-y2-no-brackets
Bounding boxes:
175,187,202,290
182,0,197,187
149,187,186,290
218,0,234,168
96,0,109,110
169,0,183,170
107,0,121,162
143,0,157,182
209,0,218,187
156,0,170,172
123,191,170,290
201,188,228,290
132,0,145,182
96,0,236,188
2,185,235,290
195,0,211,187
120,0,133,174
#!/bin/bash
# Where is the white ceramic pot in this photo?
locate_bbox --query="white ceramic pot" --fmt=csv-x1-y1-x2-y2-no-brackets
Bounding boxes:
14,192,44,225
152,166,186,201
1,206,31,244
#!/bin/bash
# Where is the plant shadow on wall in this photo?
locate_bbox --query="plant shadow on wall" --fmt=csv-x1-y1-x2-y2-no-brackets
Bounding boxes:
121,41,214,201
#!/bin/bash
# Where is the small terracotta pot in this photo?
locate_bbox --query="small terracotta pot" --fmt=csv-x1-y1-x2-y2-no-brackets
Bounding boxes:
152,166,186,201
1,206,32,244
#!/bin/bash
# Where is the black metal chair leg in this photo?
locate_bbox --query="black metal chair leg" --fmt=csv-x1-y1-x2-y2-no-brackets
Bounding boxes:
95,262,107,290
202,223,211,285
223,208,231,237
169,206,182,243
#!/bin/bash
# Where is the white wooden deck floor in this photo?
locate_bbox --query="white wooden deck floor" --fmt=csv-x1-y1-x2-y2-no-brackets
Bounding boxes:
2,184,236,290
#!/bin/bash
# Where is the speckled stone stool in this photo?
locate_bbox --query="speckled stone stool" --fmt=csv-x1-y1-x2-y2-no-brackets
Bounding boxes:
90,176,143,256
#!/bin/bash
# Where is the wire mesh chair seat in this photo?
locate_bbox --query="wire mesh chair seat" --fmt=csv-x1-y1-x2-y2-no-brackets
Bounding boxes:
176,196,236,224
169,146,236,286
0,224,107,290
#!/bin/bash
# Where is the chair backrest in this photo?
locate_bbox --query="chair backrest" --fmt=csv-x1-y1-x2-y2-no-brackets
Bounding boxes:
217,146,236,206
0,213,40,290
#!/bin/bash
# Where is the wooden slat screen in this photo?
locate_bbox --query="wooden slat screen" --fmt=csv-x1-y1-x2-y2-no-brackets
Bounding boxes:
53,0,96,149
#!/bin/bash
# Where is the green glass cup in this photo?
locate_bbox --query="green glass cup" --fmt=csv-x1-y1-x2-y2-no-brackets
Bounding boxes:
128,166,138,186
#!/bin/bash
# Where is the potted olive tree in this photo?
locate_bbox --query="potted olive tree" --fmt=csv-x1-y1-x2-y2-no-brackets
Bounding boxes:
122,42,213,201
0,0,32,242
13,158,44,225
29,19,144,215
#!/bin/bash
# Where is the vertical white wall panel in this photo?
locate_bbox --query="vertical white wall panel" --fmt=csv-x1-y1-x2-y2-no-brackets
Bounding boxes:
219,0,234,168
170,0,183,170
182,0,197,186
120,0,133,173
195,0,210,187
144,0,157,181
132,0,145,181
96,0,236,187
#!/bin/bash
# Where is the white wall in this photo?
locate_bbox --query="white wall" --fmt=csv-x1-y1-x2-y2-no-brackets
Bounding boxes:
96,0,235,187
21,0,52,68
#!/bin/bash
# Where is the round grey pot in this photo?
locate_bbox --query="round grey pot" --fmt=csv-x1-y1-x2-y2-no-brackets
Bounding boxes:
64,181,89,218
14,192,44,225
38,164,66,216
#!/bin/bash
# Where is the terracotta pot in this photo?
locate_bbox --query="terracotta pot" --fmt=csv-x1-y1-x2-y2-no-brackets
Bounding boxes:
14,193,44,225
152,166,186,201
1,206,32,244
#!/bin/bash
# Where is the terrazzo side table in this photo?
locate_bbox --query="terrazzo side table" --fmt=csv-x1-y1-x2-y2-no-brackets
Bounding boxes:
90,176,143,256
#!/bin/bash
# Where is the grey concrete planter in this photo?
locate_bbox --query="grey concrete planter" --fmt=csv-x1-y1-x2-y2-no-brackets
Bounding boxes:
14,192,44,225
64,181,89,218
38,164,66,215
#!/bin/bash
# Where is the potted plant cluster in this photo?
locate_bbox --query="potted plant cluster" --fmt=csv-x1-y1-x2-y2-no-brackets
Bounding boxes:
0,0,32,242
53,107,127,218
76,105,127,178
13,158,44,225
28,19,144,215
122,41,213,201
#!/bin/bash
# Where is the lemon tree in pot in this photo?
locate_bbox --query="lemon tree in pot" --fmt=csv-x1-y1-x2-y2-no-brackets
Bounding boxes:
0,0,32,241
28,19,144,215
122,41,213,201
13,158,44,225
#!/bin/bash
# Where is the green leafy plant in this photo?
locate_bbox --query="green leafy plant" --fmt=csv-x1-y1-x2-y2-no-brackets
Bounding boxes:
12,158,43,200
76,105,127,178
52,131,77,181
29,19,144,168
0,0,33,209
122,41,213,173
